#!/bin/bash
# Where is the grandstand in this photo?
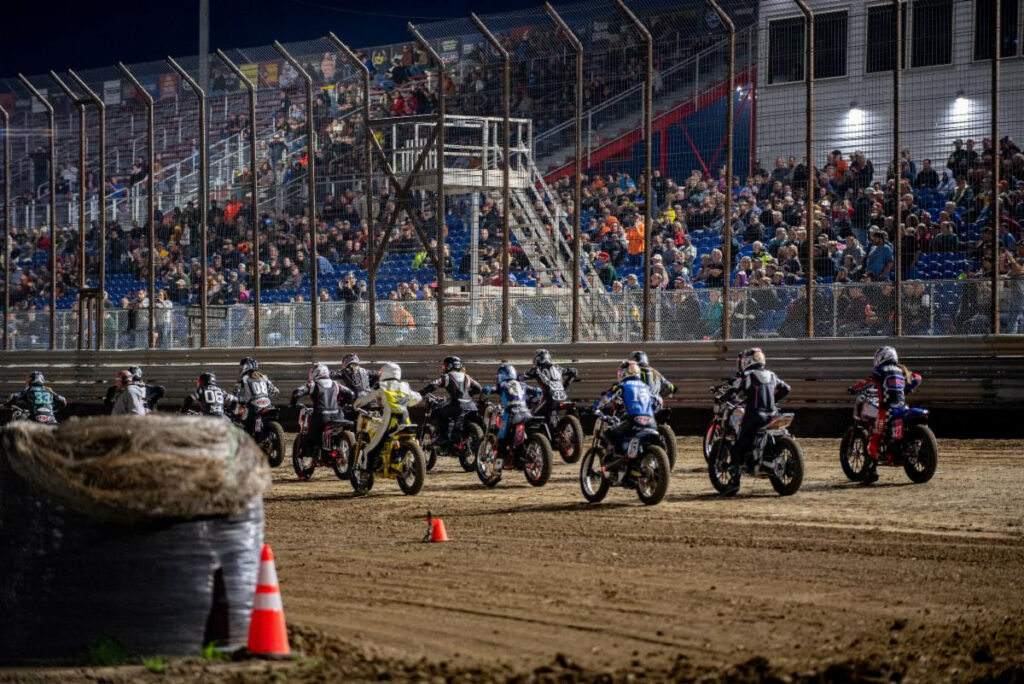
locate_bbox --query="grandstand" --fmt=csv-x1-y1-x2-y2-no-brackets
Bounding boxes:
0,0,1021,350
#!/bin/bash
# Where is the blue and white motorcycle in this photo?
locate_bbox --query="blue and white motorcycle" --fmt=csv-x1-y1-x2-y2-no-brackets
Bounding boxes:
578,408,671,506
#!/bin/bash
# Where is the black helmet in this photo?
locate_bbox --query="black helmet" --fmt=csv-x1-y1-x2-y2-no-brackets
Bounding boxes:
198,372,217,388
128,365,143,382
628,350,649,367
27,371,45,386
239,357,258,376
534,348,552,367
442,356,463,372
737,348,765,373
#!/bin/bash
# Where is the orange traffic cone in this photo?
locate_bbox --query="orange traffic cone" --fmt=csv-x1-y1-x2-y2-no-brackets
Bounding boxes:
247,544,291,656
423,511,450,543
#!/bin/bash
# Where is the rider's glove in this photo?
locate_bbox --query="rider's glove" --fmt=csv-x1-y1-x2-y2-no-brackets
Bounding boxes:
482,385,494,395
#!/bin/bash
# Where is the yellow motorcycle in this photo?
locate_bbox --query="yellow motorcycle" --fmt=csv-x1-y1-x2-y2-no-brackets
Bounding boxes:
349,409,426,495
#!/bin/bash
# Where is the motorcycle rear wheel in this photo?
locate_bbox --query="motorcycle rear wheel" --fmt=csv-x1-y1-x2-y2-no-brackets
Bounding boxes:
396,442,426,495
523,433,553,487
658,424,677,471
707,438,735,494
839,426,869,482
579,447,610,503
555,415,584,464
902,424,938,484
635,445,670,506
263,421,286,468
328,431,355,480
292,436,315,481
768,435,804,496
458,422,484,472
476,435,503,488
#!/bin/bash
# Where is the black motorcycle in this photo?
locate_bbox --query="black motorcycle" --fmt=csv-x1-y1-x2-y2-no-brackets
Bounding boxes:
528,376,584,464
474,400,554,488
578,408,671,506
291,406,356,481
235,400,286,468
417,395,485,472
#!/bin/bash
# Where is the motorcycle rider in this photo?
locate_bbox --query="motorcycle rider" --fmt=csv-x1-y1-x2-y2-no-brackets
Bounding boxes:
234,357,280,433
592,361,656,469
331,353,380,399
520,348,579,413
103,365,165,412
722,348,791,495
291,363,354,457
5,371,66,423
111,369,149,415
421,356,482,448
848,346,922,483
181,372,238,419
628,351,676,407
483,363,541,454
354,362,422,462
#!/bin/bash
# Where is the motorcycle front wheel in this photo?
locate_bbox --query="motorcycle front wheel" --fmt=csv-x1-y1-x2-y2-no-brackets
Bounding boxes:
768,435,804,496
349,453,375,495
902,424,938,484
658,424,677,471
396,441,426,495
579,447,610,503
707,438,736,494
554,415,584,464
839,425,869,482
292,436,315,481
458,422,484,472
476,435,503,488
328,431,355,480
262,420,286,468
522,433,553,487
703,420,722,464
635,445,670,506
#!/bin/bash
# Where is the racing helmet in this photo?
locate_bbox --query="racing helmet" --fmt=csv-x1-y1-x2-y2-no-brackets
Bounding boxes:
342,353,360,369
496,364,517,385
27,371,45,386
380,362,401,381
737,347,765,373
239,357,258,376
874,346,898,368
534,348,552,367
628,350,649,367
617,360,641,383
442,356,463,373
116,369,133,386
198,372,217,388
128,365,143,382
309,363,329,381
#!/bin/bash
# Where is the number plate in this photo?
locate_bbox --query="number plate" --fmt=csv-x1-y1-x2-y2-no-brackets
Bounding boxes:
892,419,903,440
627,438,640,458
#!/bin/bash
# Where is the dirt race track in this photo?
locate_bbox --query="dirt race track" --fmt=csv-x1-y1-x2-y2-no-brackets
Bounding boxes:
4,437,1024,683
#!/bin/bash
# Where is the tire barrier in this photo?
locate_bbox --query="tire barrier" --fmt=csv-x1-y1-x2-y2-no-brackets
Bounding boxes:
0,415,270,664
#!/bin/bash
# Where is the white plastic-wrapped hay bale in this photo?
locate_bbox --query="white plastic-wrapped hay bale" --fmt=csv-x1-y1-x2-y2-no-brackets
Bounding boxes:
0,415,271,664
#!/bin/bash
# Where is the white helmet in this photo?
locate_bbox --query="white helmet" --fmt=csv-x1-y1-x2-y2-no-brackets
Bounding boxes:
874,346,898,367
380,362,401,382
309,363,330,381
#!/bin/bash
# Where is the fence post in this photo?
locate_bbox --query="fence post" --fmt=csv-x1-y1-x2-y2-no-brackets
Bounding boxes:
17,75,57,350
215,49,261,347
990,0,1001,334
167,57,209,347
794,0,815,338
408,23,447,345
115,64,156,349
613,0,653,341
545,2,584,344
0,104,9,351
273,41,319,346
892,0,903,336
709,0,735,341
470,14,512,345
49,72,88,350
326,32,377,345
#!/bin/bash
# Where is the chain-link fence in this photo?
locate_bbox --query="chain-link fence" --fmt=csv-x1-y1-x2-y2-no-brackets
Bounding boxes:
1,0,1022,352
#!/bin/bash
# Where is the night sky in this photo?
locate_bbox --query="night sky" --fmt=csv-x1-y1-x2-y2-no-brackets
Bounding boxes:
1,0,541,79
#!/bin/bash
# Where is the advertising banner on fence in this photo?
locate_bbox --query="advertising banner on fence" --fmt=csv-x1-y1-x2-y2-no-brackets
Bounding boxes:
103,80,121,106
158,73,178,101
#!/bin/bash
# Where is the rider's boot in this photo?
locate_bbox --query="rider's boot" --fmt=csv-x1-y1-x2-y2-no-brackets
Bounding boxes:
862,457,879,484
